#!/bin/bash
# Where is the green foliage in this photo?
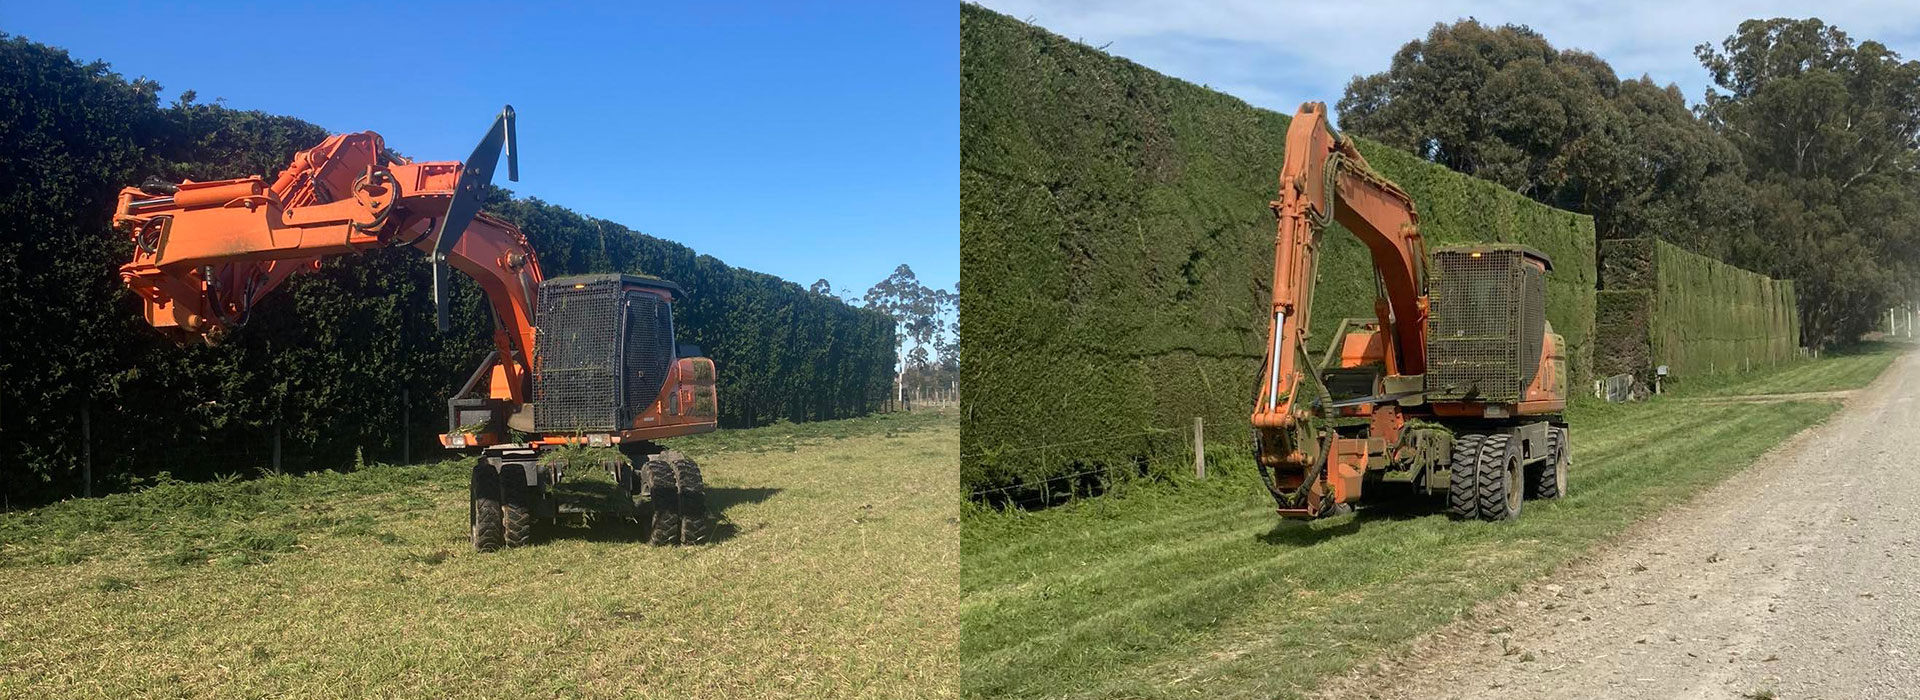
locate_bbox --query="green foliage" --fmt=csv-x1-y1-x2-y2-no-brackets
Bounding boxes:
1694,18,1920,348
1594,290,1653,380
1335,17,1920,350
958,6,1595,493
1596,238,1800,382
1338,19,1750,248
0,34,892,507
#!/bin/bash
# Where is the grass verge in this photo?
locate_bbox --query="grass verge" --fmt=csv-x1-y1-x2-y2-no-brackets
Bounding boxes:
0,411,956,699
960,346,1905,699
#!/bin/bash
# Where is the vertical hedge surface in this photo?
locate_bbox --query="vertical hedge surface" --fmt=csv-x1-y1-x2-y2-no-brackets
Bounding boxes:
1595,238,1799,382
0,35,893,507
959,5,1595,493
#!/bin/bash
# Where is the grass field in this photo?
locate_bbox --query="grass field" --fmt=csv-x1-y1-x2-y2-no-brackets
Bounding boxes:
960,345,1905,699
1689,340,1909,396
0,411,957,699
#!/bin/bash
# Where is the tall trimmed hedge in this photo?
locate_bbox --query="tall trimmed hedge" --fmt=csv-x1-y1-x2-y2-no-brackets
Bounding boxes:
0,34,892,507
959,5,1595,493
1595,238,1798,382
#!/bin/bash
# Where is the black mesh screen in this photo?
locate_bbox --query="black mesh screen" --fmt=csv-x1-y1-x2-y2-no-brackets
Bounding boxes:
1426,249,1534,403
534,276,678,432
535,278,623,431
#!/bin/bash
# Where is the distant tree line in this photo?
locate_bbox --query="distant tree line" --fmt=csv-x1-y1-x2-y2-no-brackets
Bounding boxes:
0,34,894,507
1339,17,1920,347
830,265,956,405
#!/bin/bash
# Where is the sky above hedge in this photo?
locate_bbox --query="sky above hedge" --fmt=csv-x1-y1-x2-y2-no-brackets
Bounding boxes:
975,0,1920,117
1,1,958,294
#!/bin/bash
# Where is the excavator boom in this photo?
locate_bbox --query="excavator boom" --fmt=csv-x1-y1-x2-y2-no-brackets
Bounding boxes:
1251,102,1429,514
113,108,717,451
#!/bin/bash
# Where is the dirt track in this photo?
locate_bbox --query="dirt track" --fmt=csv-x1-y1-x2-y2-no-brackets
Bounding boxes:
1320,351,1920,700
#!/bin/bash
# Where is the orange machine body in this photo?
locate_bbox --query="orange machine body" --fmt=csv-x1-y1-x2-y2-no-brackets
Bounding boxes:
1250,103,1566,519
113,130,716,450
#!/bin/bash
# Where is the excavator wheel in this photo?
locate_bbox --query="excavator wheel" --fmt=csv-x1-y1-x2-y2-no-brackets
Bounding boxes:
645,456,681,546
1475,435,1522,521
500,462,534,548
470,461,504,552
1533,426,1569,500
1446,434,1485,520
668,451,710,545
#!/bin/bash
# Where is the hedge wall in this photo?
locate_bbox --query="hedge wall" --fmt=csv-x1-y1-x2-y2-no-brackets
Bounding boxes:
0,34,893,507
1594,237,1798,382
959,5,1596,493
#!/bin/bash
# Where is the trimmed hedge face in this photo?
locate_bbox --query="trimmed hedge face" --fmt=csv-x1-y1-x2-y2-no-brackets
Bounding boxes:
1,35,893,507
1595,238,1799,381
959,6,1596,492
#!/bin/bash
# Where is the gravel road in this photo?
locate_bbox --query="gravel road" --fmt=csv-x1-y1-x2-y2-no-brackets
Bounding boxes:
1319,351,1920,700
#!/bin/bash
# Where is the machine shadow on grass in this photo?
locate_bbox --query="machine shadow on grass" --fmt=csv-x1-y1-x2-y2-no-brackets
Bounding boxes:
533,480,783,547
1256,486,1446,547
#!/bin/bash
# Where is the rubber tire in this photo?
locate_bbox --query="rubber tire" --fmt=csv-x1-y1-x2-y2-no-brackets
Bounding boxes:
670,453,709,545
1536,427,1568,500
646,457,681,546
500,462,534,548
470,461,504,553
1476,435,1522,521
1446,434,1485,520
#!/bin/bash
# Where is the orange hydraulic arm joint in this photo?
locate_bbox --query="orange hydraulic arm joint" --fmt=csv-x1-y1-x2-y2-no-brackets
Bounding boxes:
1250,102,1429,518
113,106,541,427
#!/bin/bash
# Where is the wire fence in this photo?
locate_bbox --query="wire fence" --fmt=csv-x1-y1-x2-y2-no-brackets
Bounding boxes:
964,423,1211,506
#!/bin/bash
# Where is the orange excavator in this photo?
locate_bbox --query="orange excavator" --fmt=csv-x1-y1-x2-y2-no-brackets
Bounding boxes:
1252,102,1569,522
112,107,720,549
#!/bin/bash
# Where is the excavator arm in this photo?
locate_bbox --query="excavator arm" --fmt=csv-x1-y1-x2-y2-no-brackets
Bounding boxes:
1251,102,1429,515
113,107,541,413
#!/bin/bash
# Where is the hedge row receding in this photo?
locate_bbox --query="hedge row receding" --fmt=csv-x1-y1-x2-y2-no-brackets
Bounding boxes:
1,34,893,507
1595,238,1798,383
958,5,1596,493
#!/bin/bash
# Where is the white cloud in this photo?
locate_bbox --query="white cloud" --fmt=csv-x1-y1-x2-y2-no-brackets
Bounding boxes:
976,0,1920,116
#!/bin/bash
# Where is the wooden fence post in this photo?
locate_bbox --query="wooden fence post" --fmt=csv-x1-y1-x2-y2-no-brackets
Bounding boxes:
401,387,411,465
80,400,92,498
1193,417,1205,479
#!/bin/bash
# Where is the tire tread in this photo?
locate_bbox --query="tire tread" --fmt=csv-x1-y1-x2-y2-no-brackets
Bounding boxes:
1447,434,1484,520
646,457,680,546
470,462,504,552
1476,435,1519,521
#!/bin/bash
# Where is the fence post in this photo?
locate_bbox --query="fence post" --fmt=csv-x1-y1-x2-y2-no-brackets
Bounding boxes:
1041,445,1051,508
401,387,411,465
1193,417,1205,479
80,400,92,498
272,425,283,474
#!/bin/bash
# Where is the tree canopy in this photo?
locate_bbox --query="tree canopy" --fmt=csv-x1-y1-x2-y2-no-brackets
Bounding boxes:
1340,17,1920,347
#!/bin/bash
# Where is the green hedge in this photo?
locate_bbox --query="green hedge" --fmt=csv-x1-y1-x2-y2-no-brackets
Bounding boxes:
0,34,893,507
959,5,1595,493
1595,238,1798,382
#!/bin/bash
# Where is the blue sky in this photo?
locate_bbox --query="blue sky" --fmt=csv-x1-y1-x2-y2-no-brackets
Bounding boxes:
3,1,957,297
979,0,1920,119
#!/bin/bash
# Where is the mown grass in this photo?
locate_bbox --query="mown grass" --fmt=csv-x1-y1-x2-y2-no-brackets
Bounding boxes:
960,346,1906,699
1687,340,1905,396
0,410,957,699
